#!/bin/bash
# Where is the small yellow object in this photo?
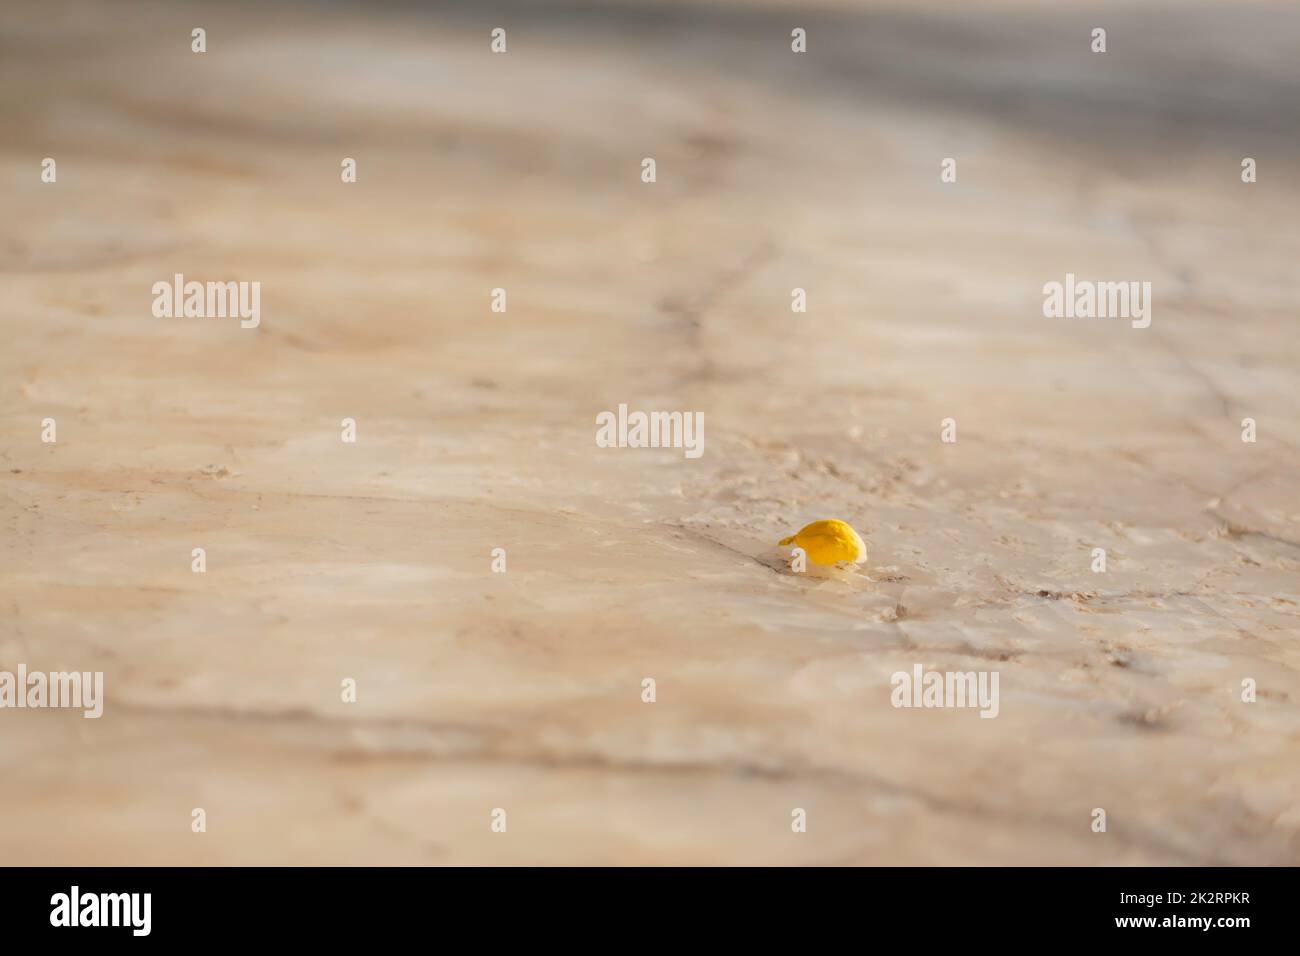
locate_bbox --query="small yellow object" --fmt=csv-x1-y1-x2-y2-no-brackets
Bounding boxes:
779,519,868,566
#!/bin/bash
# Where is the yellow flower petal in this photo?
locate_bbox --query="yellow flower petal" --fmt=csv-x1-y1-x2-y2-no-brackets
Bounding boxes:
778,519,867,566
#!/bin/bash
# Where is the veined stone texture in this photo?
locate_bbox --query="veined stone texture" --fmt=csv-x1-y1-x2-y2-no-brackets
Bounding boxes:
1,0,1297,865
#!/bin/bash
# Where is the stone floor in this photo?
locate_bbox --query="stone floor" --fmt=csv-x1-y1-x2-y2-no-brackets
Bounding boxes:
2,0,1298,864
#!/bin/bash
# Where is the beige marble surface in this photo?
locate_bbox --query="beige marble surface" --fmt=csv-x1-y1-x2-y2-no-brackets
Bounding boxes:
2,0,1298,864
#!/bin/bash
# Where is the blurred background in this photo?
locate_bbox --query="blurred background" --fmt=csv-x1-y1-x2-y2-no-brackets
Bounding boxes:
2,0,1298,864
